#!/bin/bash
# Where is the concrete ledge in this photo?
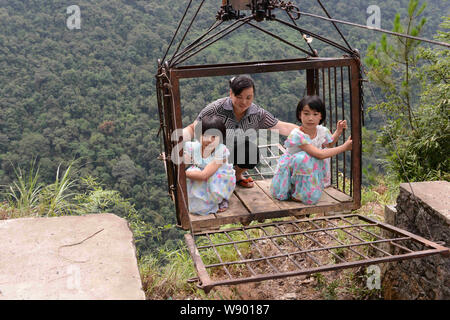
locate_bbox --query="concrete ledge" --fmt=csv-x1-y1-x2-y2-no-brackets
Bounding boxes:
0,213,145,300
399,181,450,225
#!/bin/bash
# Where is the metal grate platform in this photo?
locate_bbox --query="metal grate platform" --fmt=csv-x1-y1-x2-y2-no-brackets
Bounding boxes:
185,214,449,292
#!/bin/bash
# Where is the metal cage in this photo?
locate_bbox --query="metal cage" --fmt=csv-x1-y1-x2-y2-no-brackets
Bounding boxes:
156,56,362,232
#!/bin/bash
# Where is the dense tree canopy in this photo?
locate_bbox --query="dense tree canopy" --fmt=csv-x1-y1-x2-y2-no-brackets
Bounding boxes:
0,0,448,253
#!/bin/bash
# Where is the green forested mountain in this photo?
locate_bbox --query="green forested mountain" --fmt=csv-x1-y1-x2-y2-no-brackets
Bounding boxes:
0,0,448,250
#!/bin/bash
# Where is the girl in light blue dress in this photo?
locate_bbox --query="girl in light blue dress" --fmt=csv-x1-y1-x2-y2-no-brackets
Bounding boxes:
270,96,351,205
184,116,236,215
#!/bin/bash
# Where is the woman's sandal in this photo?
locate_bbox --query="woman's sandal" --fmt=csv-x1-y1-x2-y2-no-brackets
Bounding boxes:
236,177,254,188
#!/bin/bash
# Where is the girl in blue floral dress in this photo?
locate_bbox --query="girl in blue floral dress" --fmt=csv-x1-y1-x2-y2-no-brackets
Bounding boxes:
270,96,352,205
184,116,236,215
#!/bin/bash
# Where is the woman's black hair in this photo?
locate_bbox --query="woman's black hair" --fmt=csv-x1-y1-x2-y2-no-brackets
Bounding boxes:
229,75,255,96
296,95,326,125
194,115,227,144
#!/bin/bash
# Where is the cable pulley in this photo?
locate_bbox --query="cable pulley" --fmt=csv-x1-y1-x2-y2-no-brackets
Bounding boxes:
217,0,301,22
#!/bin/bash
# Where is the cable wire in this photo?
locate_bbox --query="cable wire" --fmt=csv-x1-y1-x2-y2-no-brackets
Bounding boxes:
299,10,450,48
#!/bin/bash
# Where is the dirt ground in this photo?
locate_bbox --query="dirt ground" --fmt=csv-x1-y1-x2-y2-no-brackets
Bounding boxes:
207,271,362,300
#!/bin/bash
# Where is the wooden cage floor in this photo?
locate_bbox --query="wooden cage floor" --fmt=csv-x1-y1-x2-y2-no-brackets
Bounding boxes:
189,179,354,232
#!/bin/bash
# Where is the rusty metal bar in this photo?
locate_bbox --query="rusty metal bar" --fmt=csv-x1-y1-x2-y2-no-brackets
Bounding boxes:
306,68,316,95
347,65,353,197
203,235,417,269
328,67,333,186
197,222,379,250
284,225,324,265
196,248,445,291
158,71,181,224
241,227,280,274
308,219,368,260
283,8,317,56
357,215,450,256
184,233,213,289
224,231,258,277
344,216,415,254
291,221,348,263
155,72,170,194
349,59,362,206
315,67,320,96
171,57,354,79
260,225,311,269
334,67,339,191
328,67,333,133
341,66,346,193
194,213,358,236
286,7,317,56
339,216,414,254
205,233,233,279
206,233,418,274
168,71,190,230
321,68,325,114
324,217,392,258
272,224,312,268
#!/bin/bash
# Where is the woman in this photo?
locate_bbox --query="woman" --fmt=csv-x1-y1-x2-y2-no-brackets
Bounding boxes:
183,75,299,188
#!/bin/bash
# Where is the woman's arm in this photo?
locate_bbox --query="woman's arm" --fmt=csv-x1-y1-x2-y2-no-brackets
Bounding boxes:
183,120,197,142
186,159,224,182
270,121,300,136
302,136,352,160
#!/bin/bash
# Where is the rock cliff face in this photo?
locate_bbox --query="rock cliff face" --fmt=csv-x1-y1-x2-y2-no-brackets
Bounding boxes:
382,181,450,300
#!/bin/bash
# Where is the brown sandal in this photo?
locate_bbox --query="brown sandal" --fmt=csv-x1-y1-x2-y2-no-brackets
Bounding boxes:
237,177,254,188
